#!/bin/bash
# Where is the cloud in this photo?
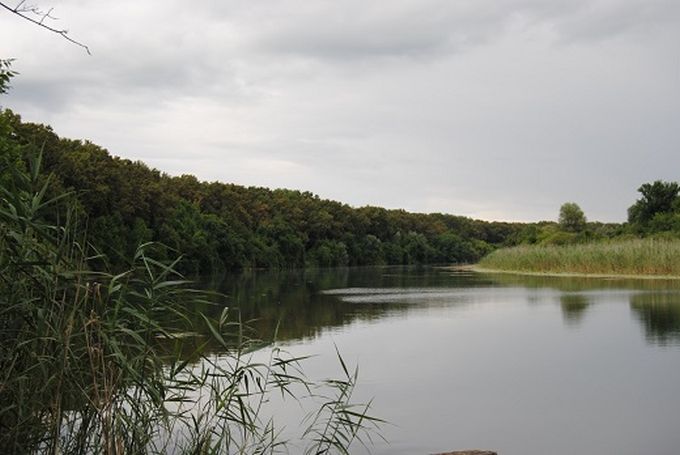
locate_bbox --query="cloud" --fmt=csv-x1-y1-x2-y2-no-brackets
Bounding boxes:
1,0,679,222
228,0,680,61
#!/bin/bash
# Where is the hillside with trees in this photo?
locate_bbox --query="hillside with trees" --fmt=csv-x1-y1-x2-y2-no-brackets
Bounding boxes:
4,52,677,277
6,103,680,278
1,109,531,274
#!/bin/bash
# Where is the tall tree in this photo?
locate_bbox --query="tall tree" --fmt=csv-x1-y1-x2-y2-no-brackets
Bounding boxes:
559,202,586,233
627,181,680,226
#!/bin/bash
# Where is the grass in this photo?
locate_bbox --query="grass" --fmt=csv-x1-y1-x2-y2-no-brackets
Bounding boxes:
0,154,383,454
478,238,680,278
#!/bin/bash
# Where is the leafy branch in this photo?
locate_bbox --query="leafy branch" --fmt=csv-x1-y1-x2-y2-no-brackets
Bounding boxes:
0,59,17,94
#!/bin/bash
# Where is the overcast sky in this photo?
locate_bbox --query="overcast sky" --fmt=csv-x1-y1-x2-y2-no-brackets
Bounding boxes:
1,0,679,222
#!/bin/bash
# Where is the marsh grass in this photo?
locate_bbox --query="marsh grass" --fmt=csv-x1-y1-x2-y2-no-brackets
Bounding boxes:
479,238,680,277
0,154,382,454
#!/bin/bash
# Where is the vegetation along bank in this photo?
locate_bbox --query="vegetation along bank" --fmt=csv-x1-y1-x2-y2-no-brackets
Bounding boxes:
1,64,382,453
1,109,532,274
478,238,680,278
479,181,680,277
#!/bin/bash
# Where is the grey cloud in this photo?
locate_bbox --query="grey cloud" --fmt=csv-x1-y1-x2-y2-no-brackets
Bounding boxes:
244,0,680,62
2,0,680,222
8,44,252,119
547,0,680,43
251,1,510,60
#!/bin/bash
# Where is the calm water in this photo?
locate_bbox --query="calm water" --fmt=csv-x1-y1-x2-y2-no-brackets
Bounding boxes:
206,267,680,455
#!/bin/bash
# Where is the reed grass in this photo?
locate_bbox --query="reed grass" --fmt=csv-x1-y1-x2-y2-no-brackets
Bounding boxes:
478,238,680,277
0,154,382,454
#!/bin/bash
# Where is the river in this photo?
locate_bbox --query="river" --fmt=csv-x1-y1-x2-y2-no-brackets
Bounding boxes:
202,266,680,455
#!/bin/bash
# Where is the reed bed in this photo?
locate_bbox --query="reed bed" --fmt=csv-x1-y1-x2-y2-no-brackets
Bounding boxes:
0,154,382,454
478,238,680,277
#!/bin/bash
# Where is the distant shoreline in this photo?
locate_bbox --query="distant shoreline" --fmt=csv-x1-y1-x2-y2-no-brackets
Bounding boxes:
468,265,680,281
469,238,680,280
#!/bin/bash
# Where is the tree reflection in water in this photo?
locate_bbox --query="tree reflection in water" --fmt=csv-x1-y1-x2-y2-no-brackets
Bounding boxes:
176,268,680,356
630,292,680,346
559,294,591,326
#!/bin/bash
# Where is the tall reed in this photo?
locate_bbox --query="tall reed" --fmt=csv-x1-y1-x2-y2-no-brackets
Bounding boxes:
0,154,382,454
479,238,680,277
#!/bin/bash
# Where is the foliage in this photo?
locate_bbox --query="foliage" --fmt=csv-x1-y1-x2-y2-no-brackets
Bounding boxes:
539,230,578,246
0,154,382,453
628,180,680,229
475,179,680,275
0,110,528,273
0,58,17,95
558,202,586,233
302,347,383,455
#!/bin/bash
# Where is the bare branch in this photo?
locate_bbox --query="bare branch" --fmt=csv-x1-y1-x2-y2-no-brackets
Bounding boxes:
0,1,91,54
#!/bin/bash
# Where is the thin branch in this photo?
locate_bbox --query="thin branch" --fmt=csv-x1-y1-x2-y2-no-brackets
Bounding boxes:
0,1,91,55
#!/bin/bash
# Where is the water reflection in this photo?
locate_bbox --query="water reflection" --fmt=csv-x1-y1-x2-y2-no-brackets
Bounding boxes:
481,271,680,292
630,292,680,346
191,267,680,349
189,267,680,455
559,294,591,326
478,272,680,341
201,267,481,343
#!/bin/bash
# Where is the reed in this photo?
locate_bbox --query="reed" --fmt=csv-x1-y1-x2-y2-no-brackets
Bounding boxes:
478,238,680,277
0,154,382,454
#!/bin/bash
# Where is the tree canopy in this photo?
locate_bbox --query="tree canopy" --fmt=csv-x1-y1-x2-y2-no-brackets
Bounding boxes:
559,202,586,233
0,109,527,274
628,180,680,226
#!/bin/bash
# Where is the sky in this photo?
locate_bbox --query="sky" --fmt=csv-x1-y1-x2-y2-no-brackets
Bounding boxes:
1,0,679,222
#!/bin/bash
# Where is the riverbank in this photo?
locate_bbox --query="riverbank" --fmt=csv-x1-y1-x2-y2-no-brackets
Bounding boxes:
471,266,680,280
475,238,680,278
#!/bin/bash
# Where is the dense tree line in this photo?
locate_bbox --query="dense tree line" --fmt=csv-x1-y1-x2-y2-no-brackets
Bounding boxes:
553,182,680,241
4,105,676,274
496,181,680,248
0,109,531,274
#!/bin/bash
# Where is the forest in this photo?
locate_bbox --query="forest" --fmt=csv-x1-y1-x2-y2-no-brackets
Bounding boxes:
1,108,533,274
2,99,678,276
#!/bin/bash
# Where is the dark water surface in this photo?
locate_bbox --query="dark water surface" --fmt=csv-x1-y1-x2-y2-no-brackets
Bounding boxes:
206,267,680,455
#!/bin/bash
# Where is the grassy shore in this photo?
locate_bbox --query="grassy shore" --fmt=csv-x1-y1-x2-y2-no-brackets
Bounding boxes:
477,238,680,278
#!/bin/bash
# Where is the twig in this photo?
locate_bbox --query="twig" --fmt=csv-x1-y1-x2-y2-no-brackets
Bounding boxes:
0,1,90,54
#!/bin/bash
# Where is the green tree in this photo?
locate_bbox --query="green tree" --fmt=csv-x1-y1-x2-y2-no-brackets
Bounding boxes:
5,107,532,271
402,231,434,264
1,61,20,185
357,234,385,265
309,240,349,267
628,180,680,227
559,202,586,233
0,111,24,190
434,232,484,263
